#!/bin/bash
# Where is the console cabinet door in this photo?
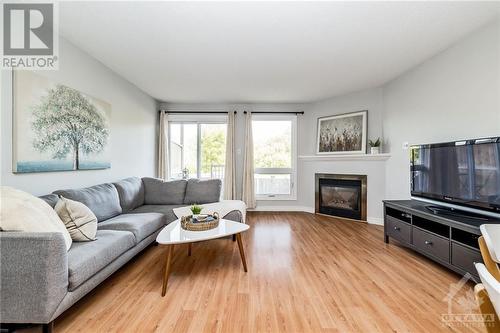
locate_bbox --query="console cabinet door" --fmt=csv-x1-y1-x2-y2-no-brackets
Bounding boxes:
451,242,482,275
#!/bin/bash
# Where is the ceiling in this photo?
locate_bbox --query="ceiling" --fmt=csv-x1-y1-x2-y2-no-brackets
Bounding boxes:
59,1,500,103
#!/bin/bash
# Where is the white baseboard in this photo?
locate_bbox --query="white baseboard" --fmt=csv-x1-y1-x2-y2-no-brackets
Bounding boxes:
367,217,384,226
250,206,384,225
251,205,314,213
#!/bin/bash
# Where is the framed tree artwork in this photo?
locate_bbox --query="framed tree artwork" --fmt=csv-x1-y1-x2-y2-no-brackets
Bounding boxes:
316,110,367,155
12,71,111,173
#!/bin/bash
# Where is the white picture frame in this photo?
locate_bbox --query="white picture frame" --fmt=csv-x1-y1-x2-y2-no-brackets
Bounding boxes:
316,110,367,155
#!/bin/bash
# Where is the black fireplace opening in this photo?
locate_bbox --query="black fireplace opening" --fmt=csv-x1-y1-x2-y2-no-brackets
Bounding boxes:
318,178,362,220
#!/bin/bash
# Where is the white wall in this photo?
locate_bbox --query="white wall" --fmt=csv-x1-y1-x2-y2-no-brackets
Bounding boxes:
0,38,158,195
293,88,386,223
383,20,500,199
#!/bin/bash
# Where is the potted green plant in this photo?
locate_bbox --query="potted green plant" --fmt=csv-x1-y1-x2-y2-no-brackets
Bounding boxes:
190,204,203,218
369,138,381,154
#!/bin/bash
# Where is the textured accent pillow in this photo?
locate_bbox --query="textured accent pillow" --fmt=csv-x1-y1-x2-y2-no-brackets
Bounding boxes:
0,186,72,250
55,196,97,241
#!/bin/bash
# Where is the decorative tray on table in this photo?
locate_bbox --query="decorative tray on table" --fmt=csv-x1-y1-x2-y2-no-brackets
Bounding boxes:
181,212,220,231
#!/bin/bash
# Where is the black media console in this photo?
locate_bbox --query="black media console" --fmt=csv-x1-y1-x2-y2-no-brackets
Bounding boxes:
384,200,500,282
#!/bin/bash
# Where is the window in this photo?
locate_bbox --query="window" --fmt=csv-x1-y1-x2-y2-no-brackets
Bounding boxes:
169,116,226,180
252,115,297,200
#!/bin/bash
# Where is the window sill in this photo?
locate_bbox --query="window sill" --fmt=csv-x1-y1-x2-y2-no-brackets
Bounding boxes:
256,196,297,201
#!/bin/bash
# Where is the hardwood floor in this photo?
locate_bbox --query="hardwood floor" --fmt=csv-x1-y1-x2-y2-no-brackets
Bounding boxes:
51,212,484,332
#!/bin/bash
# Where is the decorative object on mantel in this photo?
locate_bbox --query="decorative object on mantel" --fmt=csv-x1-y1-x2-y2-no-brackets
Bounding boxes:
368,138,381,154
316,110,367,155
13,71,111,173
181,212,220,231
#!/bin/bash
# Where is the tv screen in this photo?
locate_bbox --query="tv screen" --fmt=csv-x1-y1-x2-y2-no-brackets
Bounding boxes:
411,137,500,213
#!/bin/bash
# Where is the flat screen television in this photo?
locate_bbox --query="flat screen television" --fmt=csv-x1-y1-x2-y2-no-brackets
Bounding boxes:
411,137,500,214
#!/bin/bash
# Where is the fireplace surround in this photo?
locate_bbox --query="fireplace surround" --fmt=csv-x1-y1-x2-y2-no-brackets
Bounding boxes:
315,173,367,221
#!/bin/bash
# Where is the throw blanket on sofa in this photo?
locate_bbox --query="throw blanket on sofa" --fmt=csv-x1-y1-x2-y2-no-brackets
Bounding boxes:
173,200,247,223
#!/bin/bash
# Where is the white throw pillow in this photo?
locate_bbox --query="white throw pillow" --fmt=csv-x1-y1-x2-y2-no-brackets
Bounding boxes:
55,196,97,241
0,186,72,250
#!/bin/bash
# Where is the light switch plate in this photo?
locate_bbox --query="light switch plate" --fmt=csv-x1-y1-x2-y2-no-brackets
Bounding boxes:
402,142,409,150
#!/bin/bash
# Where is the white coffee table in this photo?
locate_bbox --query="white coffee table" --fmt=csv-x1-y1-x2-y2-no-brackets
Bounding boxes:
156,218,250,296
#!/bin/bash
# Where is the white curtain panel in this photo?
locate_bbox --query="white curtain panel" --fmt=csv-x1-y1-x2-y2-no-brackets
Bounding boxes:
242,112,256,208
157,111,169,179
223,111,236,199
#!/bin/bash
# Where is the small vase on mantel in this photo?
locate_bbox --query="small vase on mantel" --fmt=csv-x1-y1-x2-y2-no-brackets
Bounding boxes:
370,146,380,154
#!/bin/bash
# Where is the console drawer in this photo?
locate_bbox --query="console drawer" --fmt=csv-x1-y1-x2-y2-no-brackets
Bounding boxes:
451,242,482,274
413,228,450,262
386,216,411,244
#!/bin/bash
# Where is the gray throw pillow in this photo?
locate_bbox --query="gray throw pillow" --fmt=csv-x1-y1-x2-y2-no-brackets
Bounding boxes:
183,179,222,204
142,178,187,205
55,196,97,241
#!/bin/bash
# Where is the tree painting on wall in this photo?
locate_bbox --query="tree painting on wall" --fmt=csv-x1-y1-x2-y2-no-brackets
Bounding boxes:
13,71,111,173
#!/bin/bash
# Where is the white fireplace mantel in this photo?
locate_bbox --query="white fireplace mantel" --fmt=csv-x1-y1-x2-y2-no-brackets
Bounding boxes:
298,153,391,162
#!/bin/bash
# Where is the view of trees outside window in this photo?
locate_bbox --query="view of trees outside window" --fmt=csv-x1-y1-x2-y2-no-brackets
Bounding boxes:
169,123,226,179
253,120,291,168
201,124,226,178
252,120,293,196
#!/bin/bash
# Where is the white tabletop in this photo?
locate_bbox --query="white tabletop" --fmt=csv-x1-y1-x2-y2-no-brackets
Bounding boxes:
480,224,500,263
156,219,250,245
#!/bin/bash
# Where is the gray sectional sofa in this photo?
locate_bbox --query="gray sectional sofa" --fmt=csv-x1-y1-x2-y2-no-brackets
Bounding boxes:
0,177,242,331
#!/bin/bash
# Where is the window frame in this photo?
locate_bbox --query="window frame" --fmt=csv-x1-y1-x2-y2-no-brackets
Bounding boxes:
252,114,297,201
168,114,227,180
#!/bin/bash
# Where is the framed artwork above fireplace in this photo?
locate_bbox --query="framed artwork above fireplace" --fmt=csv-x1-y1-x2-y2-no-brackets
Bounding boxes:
316,110,367,155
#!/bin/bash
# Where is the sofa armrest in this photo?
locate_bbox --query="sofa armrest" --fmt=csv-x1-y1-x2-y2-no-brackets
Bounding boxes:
222,210,243,223
0,232,68,324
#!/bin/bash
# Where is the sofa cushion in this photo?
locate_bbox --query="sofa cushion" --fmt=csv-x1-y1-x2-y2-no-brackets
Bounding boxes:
183,179,222,204
130,205,183,224
97,213,165,242
142,178,187,205
113,177,145,213
39,194,59,208
54,183,122,222
67,229,135,290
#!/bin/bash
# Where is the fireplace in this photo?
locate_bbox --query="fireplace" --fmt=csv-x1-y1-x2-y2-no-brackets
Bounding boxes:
315,173,367,221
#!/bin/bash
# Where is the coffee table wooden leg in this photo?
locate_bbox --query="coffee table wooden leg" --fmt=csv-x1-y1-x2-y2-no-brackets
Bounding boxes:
188,243,192,256
161,245,174,296
236,233,248,272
